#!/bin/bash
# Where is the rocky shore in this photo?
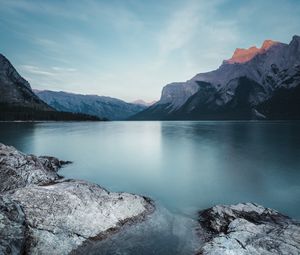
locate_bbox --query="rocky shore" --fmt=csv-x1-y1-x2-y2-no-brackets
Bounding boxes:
197,203,300,255
0,144,154,254
1,143,300,255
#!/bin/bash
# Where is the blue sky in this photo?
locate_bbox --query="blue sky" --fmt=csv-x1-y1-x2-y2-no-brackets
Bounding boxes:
0,0,299,102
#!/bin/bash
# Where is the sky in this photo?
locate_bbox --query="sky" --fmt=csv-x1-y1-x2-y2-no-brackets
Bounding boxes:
0,0,300,102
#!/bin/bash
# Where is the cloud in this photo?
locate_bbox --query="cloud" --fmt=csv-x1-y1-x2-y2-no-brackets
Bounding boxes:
154,0,239,75
20,65,77,75
20,0,240,100
0,0,86,21
0,0,143,32
20,65,56,76
34,38,59,48
158,1,202,57
19,64,79,91
1,0,299,102
51,67,77,72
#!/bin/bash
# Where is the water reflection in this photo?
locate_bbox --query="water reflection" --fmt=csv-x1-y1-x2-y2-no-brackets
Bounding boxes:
73,205,200,255
0,122,38,152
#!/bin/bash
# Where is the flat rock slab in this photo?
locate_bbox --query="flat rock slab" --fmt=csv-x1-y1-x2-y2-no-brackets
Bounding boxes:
197,203,300,255
0,144,154,254
7,179,153,254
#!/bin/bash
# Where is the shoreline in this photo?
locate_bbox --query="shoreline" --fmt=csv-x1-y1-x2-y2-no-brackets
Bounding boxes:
0,143,155,254
0,143,299,254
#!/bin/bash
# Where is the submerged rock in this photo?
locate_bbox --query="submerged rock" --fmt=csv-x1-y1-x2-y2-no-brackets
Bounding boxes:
0,144,154,254
197,203,300,255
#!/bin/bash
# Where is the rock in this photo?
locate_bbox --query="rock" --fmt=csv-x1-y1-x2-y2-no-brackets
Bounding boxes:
225,40,279,64
0,144,154,254
159,82,200,110
6,179,154,254
197,203,300,255
0,143,70,192
0,196,26,255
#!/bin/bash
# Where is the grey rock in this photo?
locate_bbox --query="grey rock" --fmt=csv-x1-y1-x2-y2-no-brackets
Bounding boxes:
0,196,26,255
8,179,154,254
0,143,68,192
159,82,199,110
197,203,300,255
0,144,154,254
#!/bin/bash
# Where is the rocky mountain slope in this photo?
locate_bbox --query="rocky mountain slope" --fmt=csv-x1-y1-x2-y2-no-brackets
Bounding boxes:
0,54,102,121
131,99,157,107
132,35,300,120
0,54,52,111
35,90,146,120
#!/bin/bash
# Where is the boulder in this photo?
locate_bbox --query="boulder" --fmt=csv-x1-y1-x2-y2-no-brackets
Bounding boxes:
197,203,300,255
0,143,70,192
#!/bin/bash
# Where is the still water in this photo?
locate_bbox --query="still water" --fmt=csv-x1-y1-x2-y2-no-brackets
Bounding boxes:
0,121,300,254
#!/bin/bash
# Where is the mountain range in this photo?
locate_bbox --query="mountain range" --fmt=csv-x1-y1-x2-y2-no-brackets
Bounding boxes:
34,90,147,120
0,53,147,121
0,54,101,121
1,35,299,121
131,100,157,107
132,35,300,120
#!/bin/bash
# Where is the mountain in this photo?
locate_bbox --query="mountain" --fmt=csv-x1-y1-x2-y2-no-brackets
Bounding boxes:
225,40,278,64
0,54,102,121
132,35,300,120
35,90,147,120
131,99,157,107
0,54,53,111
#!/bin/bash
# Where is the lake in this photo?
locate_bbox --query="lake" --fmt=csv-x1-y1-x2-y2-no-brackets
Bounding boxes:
1,121,300,254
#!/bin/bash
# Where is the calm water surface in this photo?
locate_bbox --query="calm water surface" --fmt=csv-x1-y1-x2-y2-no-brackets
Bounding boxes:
1,121,300,254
